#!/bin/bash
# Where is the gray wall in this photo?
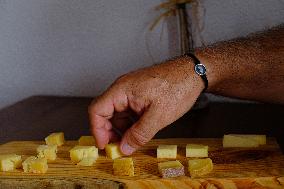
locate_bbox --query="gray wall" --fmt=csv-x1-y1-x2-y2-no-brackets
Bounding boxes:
0,0,283,109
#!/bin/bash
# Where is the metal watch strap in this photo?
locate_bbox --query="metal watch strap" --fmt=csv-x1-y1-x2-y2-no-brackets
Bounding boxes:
185,53,208,92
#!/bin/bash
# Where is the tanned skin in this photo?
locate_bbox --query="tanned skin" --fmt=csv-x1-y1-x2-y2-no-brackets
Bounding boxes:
88,25,284,155
199,25,284,103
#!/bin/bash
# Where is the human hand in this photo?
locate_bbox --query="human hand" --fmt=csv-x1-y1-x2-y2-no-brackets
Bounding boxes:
88,56,205,155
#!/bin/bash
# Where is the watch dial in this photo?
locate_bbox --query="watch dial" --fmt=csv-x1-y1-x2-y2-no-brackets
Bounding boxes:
195,64,206,76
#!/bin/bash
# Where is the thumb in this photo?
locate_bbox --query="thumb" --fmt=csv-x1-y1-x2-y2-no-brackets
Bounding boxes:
120,107,161,155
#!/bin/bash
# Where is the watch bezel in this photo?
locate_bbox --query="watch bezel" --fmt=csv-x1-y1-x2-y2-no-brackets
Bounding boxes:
194,63,207,76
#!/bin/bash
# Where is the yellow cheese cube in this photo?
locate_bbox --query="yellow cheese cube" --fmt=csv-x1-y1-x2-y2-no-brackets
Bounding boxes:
22,156,48,173
188,158,213,178
70,146,98,166
78,136,96,146
105,143,123,159
186,144,208,158
77,158,96,166
157,145,177,159
45,132,65,146
223,134,260,147
228,134,266,145
0,154,22,172
158,160,185,178
113,158,134,176
246,135,266,145
37,145,57,161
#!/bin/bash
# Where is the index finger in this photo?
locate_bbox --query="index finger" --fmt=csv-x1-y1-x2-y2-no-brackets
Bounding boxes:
88,94,114,149
88,88,128,149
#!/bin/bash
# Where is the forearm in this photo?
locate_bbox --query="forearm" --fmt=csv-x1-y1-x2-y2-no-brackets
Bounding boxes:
196,25,284,103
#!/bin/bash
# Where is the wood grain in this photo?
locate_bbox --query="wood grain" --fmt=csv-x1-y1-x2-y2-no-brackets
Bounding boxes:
0,138,284,189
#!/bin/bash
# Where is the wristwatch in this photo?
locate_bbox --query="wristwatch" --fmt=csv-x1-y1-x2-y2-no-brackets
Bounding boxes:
185,53,208,92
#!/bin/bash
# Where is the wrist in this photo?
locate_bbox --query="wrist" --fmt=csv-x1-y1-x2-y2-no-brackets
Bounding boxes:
194,49,222,92
184,53,208,92
174,56,206,94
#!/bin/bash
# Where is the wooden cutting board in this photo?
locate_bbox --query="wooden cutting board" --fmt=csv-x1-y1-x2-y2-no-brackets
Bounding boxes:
0,138,284,189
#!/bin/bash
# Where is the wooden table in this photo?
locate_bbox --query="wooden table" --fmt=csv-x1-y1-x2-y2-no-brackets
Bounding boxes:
1,138,284,189
0,96,283,151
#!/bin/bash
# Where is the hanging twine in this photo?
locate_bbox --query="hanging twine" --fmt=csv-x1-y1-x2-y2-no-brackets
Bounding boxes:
149,0,194,31
149,0,205,54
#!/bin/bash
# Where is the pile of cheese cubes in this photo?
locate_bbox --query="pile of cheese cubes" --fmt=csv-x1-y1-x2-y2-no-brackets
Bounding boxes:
157,144,213,178
0,132,132,176
0,132,65,173
71,138,134,176
156,134,266,178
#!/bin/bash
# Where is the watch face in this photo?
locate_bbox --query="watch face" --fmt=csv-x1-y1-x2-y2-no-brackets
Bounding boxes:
194,64,206,76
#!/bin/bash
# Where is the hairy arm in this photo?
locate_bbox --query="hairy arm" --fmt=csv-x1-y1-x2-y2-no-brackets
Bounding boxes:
198,25,284,103
89,25,284,155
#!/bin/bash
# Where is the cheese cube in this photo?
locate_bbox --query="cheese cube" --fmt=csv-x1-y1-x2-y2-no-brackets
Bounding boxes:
77,158,96,166
37,145,57,161
246,135,266,145
188,158,213,178
70,146,98,166
186,144,208,158
227,134,266,145
113,158,134,176
223,134,261,147
0,154,22,172
78,136,96,146
157,145,177,159
158,160,185,178
105,143,123,159
45,132,65,146
22,156,48,173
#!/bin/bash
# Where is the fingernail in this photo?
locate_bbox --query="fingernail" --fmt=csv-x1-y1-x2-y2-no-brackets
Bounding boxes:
98,144,105,150
121,143,135,155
